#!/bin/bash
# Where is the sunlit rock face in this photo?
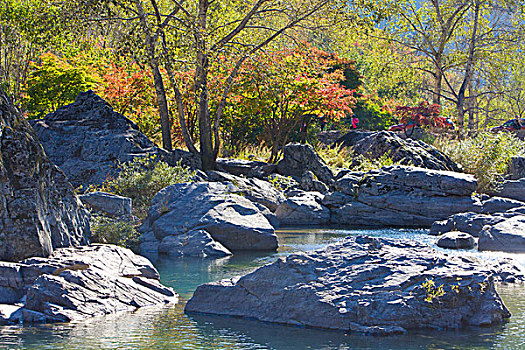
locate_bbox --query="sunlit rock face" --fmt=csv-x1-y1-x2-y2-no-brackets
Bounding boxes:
186,236,511,335
0,89,90,262
0,244,178,324
30,90,200,188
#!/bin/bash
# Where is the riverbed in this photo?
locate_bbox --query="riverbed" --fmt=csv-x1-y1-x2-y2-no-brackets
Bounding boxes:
1,228,524,349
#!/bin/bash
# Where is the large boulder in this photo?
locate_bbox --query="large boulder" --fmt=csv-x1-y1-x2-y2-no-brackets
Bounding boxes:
495,178,525,202
332,130,375,147
478,216,525,253
206,171,285,212
140,182,278,257
331,166,480,227
30,91,200,188
186,236,510,334
0,244,177,324
351,131,460,172
0,90,90,262
277,143,334,185
275,191,330,225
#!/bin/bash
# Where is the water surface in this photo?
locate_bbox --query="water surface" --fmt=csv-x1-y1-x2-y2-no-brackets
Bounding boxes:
1,228,525,349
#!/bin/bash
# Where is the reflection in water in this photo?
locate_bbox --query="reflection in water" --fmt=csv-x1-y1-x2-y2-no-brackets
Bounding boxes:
1,228,525,350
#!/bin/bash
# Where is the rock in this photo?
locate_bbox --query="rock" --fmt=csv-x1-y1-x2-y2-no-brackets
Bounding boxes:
30,91,200,188
0,244,177,324
300,171,329,194
479,216,525,252
333,130,375,148
332,166,481,228
206,171,285,211
140,182,278,256
510,156,525,180
495,179,525,202
482,196,525,214
186,236,510,332
158,230,232,258
351,131,460,172
0,89,90,262
316,130,344,145
321,191,354,208
277,143,334,185
436,231,475,249
487,258,525,283
429,220,453,236
216,158,276,178
78,191,132,217
275,191,330,226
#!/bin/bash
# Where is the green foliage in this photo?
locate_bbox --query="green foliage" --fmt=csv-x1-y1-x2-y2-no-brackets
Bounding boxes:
90,215,140,251
436,132,525,193
351,152,396,172
99,155,195,212
421,278,445,304
351,98,396,131
314,143,353,171
267,175,296,192
22,52,97,118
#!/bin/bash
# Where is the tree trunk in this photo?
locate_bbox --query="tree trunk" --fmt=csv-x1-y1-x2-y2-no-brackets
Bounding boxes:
433,57,443,105
196,0,215,170
150,63,172,151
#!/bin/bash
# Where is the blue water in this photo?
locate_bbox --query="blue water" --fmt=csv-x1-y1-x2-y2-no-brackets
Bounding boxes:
1,228,525,349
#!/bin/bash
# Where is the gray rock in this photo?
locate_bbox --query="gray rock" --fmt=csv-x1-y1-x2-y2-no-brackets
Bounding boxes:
186,236,510,333
331,166,480,228
433,212,505,237
206,171,285,211
216,158,276,178
140,182,278,255
0,89,90,262
482,196,525,214
351,131,460,172
436,231,475,249
429,220,453,236
158,230,232,258
479,216,525,252
30,91,200,188
510,156,525,180
321,191,354,208
495,179,525,202
300,171,329,194
333,130,375,148
0,244,177,324
79,191,132,217
275,191,330,226
277,143,334,184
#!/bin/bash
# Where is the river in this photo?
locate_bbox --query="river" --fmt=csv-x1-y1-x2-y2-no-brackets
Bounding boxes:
1,228,524,349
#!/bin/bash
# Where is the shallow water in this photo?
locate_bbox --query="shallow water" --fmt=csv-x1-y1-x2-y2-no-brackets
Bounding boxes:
1,228,525,350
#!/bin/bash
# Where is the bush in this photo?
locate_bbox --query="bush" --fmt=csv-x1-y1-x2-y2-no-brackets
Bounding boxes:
90,215,140,251
99,155,195,212
435,132,525,193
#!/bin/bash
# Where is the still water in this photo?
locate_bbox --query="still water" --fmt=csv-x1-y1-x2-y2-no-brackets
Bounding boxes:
1,228,525,350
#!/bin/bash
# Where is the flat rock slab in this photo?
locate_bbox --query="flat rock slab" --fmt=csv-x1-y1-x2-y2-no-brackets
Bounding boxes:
186,236,510,335
0,244,177,324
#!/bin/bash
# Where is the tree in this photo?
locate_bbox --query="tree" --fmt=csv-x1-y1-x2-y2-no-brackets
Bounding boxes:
22,52,97,118
383,0,525,130
225,46,356,162
83,0,347,169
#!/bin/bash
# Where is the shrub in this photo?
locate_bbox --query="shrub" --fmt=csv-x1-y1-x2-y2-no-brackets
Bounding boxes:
314,143,353,172
435,132,525,193
90,215,140,251
99,155,195,212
